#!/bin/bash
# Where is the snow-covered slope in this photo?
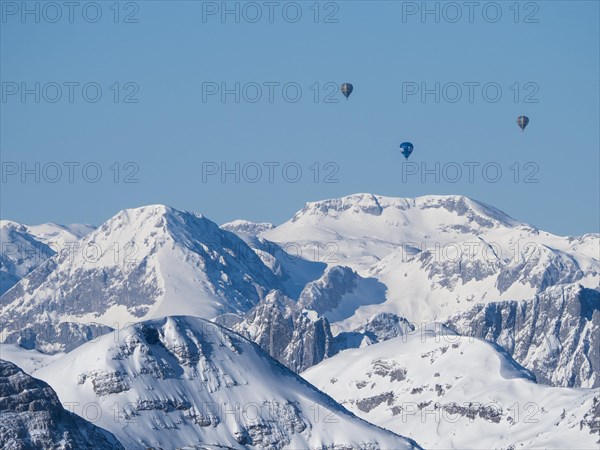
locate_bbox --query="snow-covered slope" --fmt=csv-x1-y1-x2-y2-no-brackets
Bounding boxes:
0,344,64,374
1,222,53,295
0,205,282,352
25,222,95,246
303,329,600,450
36,316,420,450
0,220,94,294
222,220,327,299
0,220,94,248
0,359,124,449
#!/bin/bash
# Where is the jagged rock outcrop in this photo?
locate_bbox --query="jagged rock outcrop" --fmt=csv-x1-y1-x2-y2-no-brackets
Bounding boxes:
220,290,336,373
9,320,114,354
334,313,416,350
298,265,359,314
0,359,124,449
446,284,600,388
297,265,387,324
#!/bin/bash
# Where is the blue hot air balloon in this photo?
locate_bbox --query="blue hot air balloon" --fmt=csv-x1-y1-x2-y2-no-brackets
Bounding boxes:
400,142,414,159
517,115,529,131
340,83,353,100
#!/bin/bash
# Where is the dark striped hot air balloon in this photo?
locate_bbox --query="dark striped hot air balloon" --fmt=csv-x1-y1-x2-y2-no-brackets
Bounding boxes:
340,83,353,100
517,116,529,132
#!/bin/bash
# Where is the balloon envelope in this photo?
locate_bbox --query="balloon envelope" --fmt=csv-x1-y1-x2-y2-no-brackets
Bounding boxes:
400,142,414,159
517,116,529,131
341,83,353,99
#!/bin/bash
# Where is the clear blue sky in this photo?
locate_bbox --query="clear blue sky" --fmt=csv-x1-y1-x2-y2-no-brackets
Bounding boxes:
1,1,599,236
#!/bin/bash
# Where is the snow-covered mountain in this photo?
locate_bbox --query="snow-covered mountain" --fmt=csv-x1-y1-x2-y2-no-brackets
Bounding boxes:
0,205,282,353
226,194,597,387
302,329,600,450
447,283,600,388
1,193,598,449
0,220,94,295
0,359,124,449
333,312,416,350
261,194,599,327
36,316,420,450
262,193,528,271
0,220,94,249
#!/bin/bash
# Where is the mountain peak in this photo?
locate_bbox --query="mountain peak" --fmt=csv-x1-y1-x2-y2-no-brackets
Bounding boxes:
288,193,523,229
0,220,26,231
0,205,283,352
36,315,419,450
293,193,385,221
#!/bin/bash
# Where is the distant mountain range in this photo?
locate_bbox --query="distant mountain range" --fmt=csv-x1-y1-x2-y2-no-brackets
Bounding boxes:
1,193,598,449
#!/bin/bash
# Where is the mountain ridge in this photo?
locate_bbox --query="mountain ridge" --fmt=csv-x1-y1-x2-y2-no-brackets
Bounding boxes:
35,315,420,450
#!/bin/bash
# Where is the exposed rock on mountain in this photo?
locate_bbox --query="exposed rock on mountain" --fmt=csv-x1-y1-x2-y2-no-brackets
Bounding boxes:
446,283,600,388
0,359,124,450
222,290,336,373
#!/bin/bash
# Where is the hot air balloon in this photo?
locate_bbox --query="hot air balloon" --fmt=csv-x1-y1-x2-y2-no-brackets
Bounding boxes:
517,116,529,131
400,142,414,159
341,83,353,100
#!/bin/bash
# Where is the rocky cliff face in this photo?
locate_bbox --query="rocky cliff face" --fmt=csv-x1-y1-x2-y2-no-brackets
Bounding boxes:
0,359,124,450
225,290,336,373
334,312,416,350
298,266,360,314
446,284,600,388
